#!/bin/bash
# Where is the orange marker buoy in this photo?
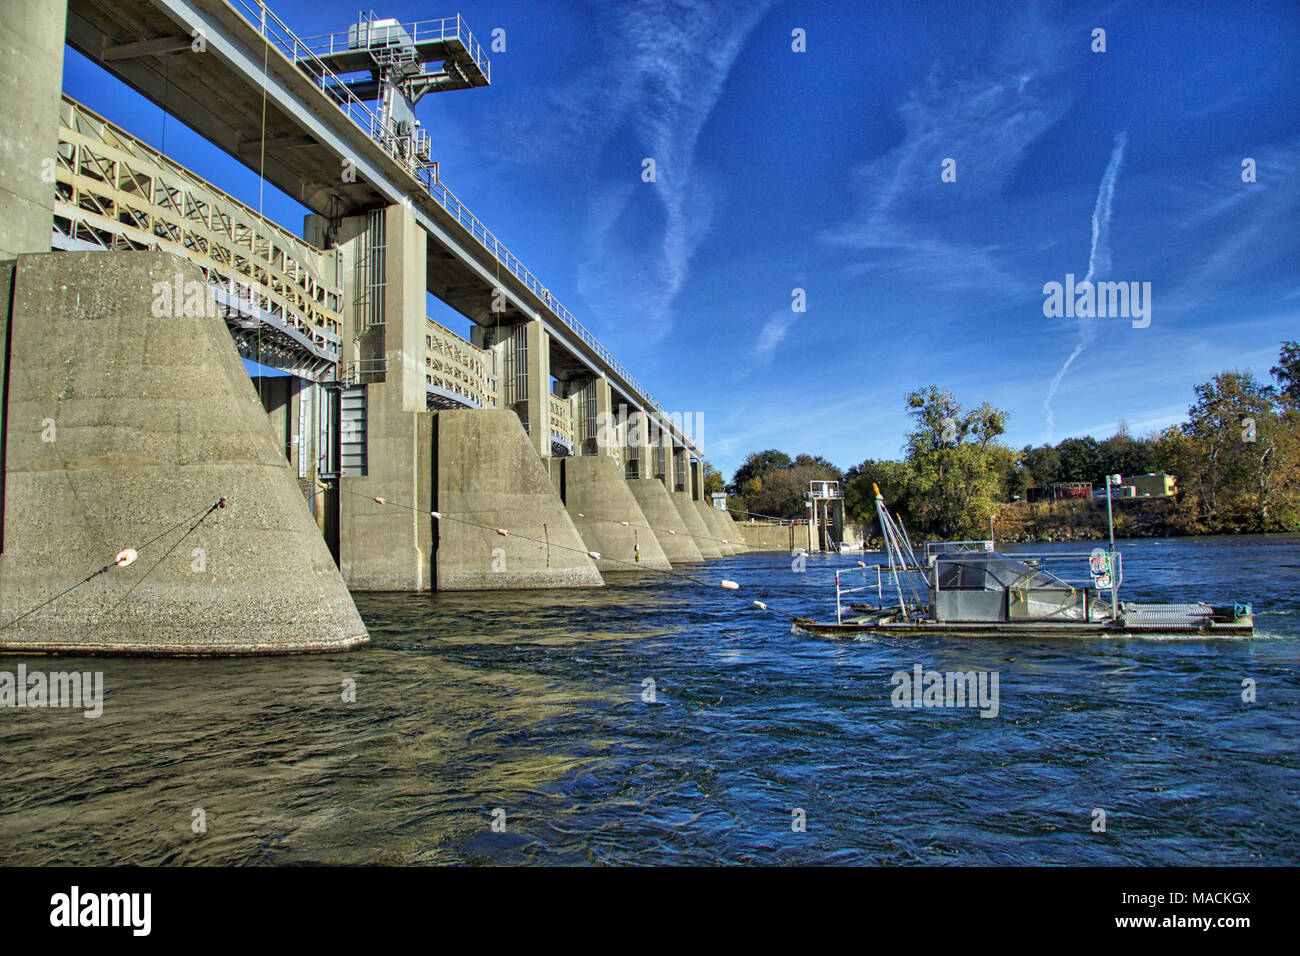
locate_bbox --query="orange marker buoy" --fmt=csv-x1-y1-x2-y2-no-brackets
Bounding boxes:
496,529,509,536
374,497,387,505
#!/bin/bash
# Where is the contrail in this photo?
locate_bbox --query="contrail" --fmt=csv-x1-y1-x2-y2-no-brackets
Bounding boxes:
1043,130,1128,436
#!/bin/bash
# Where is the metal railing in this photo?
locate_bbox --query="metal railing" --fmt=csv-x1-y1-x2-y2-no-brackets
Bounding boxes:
54,95,343,370
549,393,574,449
228,1,684,445
296,14,490,81
425,318,496,408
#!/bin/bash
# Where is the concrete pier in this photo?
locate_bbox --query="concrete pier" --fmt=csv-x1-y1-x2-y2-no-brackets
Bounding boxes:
720,510,749,552
672,492,723,559
694,500,738,556
433,410,602,590
560,456,671,573
336,204,435,591
0,252,368,654
7,1,724,620
626,479,704,563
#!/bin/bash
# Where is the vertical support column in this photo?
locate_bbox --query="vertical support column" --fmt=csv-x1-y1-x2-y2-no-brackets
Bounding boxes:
571,374,614,458
388,203,430,413
337,202,433,590
0,0,66,260
523,317,550,459
469,317,507,410
593,376,613,457
674,446,693,497
659,420,674,487
632,408,652,480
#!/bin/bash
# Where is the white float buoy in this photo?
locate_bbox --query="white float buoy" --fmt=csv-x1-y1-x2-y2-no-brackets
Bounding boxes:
114,548,138,568
721,580,740,590
430,511,442,519
751,600,767,610
587,551,601,560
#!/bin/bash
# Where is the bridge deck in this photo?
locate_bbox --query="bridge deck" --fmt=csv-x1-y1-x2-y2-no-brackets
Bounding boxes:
65,0,698,453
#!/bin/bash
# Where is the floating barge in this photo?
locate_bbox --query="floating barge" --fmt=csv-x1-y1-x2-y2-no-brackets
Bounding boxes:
793,485,1254,640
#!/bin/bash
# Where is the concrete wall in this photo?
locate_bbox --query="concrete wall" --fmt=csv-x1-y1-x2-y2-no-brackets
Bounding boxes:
434,409,602,590
739,522,796,551
0,1,65,260
0,251,368,654
560,456,671,573
626,478,703,563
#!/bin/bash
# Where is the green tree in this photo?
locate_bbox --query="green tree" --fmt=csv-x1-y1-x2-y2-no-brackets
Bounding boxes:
700,461,725,496
844,459,914,531
1056,436,1101,484
1023,444,1061,487
1182,368,1297,530
727,449,792,495
1271,340,1300,401
902,387,1009,537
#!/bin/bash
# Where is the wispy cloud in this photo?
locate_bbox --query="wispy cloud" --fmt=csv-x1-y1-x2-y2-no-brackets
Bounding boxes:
752,309,797,366
1161,136,1300,315
492,1,777,344
825,14,1072,298
1042,129,1128,437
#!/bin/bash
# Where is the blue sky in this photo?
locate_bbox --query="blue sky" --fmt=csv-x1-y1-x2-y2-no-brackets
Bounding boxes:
63,0,1300,481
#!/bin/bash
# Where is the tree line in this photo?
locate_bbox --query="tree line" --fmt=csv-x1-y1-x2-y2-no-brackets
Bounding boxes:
719,340,1300,539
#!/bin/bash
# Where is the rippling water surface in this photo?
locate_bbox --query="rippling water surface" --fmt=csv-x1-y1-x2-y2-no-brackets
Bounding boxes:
2,535,1298,865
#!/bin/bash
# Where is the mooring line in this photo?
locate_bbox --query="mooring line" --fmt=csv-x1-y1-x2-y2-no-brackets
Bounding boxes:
0,497,227,632
342,488,805,621
99,498,228,622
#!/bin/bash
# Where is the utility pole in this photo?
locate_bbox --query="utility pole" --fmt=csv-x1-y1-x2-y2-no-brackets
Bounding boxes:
1107,474,1120,619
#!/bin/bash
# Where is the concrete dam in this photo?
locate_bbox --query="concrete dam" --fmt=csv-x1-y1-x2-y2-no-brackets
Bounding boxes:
0,0,754,655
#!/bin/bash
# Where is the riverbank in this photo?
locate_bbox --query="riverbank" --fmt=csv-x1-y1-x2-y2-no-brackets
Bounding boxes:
992,496,1198,543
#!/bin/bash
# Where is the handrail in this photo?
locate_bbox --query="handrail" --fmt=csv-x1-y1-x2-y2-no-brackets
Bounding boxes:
226,0,687,447
295,14,490,82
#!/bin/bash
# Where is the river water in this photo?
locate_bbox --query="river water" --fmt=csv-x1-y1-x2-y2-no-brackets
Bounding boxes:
1,535,1297,865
